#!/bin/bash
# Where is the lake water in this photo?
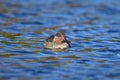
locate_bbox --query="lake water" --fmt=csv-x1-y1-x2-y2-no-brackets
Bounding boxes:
0,0,120,80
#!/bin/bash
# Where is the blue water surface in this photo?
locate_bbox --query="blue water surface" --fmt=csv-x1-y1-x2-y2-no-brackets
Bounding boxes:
0,0,120,80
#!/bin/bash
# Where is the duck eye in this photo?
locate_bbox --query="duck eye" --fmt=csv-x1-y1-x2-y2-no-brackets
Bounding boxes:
56,33,61,37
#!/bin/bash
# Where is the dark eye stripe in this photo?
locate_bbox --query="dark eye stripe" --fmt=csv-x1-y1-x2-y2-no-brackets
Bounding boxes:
56,33,61,37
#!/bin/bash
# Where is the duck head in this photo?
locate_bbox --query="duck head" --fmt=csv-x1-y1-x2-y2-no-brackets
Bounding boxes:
53,32,65,44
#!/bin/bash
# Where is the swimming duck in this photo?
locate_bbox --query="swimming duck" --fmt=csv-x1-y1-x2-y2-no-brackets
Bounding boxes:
43,32,70,49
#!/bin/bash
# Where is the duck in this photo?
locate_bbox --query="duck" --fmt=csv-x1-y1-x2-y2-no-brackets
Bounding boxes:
43,32,70,49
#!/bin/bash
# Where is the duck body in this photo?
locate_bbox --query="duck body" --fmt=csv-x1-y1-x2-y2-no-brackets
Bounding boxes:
43,32,70,49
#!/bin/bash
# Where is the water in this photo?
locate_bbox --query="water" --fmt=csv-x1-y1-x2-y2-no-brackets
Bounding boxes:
0,0,120,80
